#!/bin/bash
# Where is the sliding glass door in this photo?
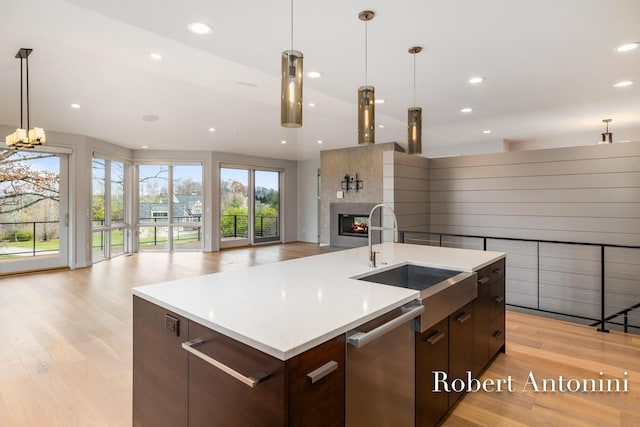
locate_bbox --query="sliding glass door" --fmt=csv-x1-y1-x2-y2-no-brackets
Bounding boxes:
254,170,280,244
0,149,69,274
220,166,281,248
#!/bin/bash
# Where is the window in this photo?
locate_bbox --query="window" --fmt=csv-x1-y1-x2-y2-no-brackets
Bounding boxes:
137,163,203,251
92,157,128,262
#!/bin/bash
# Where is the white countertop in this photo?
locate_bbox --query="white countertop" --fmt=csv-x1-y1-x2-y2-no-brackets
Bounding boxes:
133,243,504,360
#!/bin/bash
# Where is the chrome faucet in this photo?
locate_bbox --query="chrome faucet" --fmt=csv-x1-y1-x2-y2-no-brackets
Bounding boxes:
367,203,399,267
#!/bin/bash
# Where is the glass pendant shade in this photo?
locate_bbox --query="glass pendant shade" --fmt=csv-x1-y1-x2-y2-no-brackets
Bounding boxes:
358,85,375,144
281,50,303,128
407,107,422,154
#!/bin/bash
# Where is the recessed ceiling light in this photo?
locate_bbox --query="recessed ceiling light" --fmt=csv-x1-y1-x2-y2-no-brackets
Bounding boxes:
281,140,287,144
307,71,323,78
613,80,634,88
208,127,216,132
149,53,163,60
619,139,631,143
188,22,213,34
235,81,259,87
468,76,484,84
616,42,639,53
374,99,385,104
317,140,323,144
460,107,473,113
378,124,385,129
70,103,81,109
142,114,160,122
141,145,149,149
308,102,316,107
483,129,492,134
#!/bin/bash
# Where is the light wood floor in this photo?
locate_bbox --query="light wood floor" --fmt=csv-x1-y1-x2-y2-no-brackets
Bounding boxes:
0,243,638,426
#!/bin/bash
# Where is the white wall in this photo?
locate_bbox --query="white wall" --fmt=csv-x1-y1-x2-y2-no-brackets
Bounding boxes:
296,158,319,243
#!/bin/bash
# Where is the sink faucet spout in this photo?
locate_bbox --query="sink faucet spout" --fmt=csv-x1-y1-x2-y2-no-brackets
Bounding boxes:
367,203,399,267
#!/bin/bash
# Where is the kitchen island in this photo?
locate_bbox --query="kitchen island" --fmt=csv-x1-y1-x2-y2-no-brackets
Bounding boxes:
133,243,505,426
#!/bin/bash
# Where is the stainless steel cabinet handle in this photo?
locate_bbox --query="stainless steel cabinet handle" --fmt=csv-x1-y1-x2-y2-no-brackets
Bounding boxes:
494,296,504,303
307,360,338,384
347,305,425,348
182,338,269,388
492,268,503,275
426,331,445,345
456,312,471,324
478,276,490,285
493,330,504,338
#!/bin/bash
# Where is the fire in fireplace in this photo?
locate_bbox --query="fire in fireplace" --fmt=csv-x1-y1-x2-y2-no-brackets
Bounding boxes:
338,214,369,237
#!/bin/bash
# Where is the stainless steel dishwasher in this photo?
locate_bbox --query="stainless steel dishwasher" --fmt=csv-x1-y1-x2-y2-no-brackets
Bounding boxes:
346,301,424,427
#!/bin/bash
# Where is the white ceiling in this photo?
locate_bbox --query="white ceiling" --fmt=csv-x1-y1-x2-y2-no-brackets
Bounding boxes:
1,0,639,160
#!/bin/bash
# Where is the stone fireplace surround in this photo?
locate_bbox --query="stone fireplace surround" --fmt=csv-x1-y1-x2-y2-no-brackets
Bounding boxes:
330,202,381,248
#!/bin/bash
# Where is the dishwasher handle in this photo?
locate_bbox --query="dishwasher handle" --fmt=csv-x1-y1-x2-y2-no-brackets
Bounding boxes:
347,305,425,348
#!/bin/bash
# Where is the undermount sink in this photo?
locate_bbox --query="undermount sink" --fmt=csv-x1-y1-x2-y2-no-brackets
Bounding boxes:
357,264,464,291
356,263,478,332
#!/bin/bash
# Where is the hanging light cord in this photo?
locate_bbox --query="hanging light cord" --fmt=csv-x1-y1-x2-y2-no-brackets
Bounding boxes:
290,0,294,52
413,52,416,108
364,18,368,86
26,54,30,132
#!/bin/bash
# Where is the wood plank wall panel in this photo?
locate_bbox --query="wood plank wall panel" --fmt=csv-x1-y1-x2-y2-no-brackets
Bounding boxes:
487,239,539,309
538,243,601,319
384,151,430,241
605,247,640,327
429,142,640,246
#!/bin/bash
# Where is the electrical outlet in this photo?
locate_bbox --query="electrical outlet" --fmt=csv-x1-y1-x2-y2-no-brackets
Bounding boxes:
164,314,180,336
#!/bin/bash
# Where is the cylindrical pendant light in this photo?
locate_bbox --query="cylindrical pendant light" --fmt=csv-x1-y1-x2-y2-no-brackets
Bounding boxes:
281,0,303,128
599,118,613,144
358,10,375,145
407,46,422,154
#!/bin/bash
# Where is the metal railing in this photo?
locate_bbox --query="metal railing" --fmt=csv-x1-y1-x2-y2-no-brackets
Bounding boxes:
220,214,279,239
0,220,60,257
398,230,640,334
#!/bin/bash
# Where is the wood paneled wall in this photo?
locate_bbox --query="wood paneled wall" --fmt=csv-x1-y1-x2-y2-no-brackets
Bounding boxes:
383,151,430,240
428,142,640,246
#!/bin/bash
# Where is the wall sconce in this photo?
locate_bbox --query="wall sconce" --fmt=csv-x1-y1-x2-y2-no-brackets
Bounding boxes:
341,174,364,192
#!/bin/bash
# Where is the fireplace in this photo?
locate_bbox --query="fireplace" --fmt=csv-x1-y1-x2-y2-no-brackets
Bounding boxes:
330,202,380,248
339,214,369,237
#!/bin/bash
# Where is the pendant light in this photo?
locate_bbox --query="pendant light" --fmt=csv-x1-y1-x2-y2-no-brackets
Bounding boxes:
281,0,303,128
599,119,613,144
5,48,46,149
358,10,375,144
407,46,423,154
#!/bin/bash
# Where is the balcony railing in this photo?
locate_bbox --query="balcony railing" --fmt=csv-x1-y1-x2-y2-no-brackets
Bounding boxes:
398,230,640,334
0,220,60,258
220,214,279,239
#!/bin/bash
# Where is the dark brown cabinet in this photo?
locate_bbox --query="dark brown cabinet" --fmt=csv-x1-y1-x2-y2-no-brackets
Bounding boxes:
472,258,506,377
416,317,449,427
133,296,345,427
448,302,474,407
133,296,188,427
415,258,506,427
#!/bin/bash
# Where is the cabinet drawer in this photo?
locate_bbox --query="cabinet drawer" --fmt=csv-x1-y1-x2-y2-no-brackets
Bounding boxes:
488,312,506,358
416,317,449,427
477,258,505,287
488,278,505,321
288,336,345,427
187,321,285,426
